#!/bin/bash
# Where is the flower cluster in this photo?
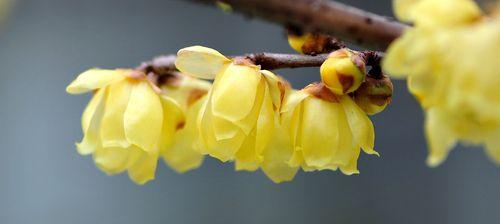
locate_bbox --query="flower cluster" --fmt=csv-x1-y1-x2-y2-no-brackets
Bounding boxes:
67,40,392,184
384,0,500,166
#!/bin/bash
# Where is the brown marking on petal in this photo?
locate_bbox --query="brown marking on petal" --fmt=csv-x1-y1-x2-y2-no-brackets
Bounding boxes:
353,75,393,107
351,53,366,73
176,121,186,130
303,83,340,103
338,73,354,93
187,88,208,106
158,72,183,88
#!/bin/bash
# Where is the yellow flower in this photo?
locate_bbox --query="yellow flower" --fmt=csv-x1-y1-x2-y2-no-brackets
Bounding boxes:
67,69,175,184
281,83,379,175
159,73,212,173
385,0,500,166
320,49,366,95
175,46,286,172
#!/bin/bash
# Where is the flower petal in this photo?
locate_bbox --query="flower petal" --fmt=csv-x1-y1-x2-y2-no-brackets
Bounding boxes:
93,147,130,175
341,96,378,156
425,108,457,167
100,81,132,148
162,97,205,173
300,98,339,167
66,69,126,94
124,81,163,154
158,96,184,150
175,46,231,80
329,104,355,167
76,88,106,155
127,146,159,185
212,64,262,123
261,122,298,183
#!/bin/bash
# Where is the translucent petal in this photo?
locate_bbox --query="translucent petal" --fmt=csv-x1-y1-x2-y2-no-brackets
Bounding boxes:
124,81,163,154
66,69,126,94
76,88,106,155
127,146,159,185
341,96,378,156
158,96,184,151
339,147,361,175
212,64,262,123
255,86,275,159
234,79,266,135
329,103,355,167
280,90,310,114
235,130,259,171
425,108,457,167
261,121,298,183
100,81,132,148
198,93,245,161
300,98,340,167
162,97,205,173
261,70,285,109
175,46,231,79
93,147,130,175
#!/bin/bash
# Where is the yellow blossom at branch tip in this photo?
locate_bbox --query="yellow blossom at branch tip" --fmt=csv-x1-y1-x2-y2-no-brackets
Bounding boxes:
320,49,365,95
386,0,500,166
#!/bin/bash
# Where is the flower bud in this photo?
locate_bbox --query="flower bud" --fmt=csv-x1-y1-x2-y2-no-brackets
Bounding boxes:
353,74,393,115
320,49,366,95
287,32,344,55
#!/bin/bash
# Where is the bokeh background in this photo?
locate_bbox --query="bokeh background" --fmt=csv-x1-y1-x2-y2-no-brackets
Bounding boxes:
0,0,498,223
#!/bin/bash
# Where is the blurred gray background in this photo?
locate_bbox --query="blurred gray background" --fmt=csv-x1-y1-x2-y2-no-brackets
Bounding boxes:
0,0,498,223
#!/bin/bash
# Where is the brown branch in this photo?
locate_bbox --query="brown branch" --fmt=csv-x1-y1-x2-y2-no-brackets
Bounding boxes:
183,0,408,51
138,53,329,75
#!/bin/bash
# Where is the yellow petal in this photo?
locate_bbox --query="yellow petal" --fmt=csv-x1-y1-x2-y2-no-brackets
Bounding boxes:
66,69,126,94
329,103,355,167
261,70,285,109
393,0,422,22
234,79,266,135
76,88,106,155
100,81,132,148
212,64,262,123
341,96,378,156
93,147,130,175
158,96,184,150
425,108,457,167
235,130,259,171
124,81,163,154
485,132,500,165
198,93,245,161
255,86,275,159
162,97,205,173
339,147,361,175
280,90,310,114
127,146,159,185
300,98,339,167
261,122,298,183
175,46,231,79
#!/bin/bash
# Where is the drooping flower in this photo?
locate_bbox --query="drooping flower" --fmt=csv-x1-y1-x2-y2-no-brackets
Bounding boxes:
66,69,177,184
175,46,286,172
281,83,379,175
385,0,500,166
158,73,212,173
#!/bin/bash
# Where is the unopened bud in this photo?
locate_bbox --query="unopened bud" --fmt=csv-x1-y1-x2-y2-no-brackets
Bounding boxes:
287,32,344,55
353,74,393,115
320,49,366,95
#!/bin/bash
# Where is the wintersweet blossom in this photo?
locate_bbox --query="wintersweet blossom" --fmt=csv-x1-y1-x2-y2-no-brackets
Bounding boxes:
281,83,379,175
384,0,500,165
175,46,286,172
